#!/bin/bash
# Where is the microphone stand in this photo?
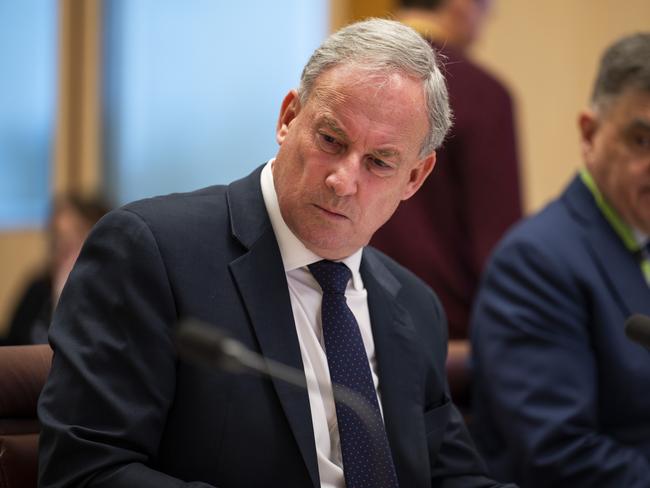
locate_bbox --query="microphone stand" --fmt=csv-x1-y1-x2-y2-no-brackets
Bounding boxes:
175,317,385,452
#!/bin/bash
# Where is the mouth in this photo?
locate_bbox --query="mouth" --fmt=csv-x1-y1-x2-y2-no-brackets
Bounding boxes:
313,204,349,220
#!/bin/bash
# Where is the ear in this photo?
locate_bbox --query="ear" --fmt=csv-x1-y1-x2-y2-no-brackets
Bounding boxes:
578,109,598,160
276,90,301,145
401,152,437,201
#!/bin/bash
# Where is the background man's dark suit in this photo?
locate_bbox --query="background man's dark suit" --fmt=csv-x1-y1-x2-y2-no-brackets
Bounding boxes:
471,175,650,486
39,166,502,487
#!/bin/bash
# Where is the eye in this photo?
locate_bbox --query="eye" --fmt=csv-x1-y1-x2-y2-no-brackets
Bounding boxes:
366,155,396,176
625,127,650,153
633,133,650,149
370,157,389,169
317,132,342,153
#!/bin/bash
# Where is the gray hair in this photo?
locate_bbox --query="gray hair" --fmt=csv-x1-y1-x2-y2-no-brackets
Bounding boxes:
591,32,650,110
299,18,452,157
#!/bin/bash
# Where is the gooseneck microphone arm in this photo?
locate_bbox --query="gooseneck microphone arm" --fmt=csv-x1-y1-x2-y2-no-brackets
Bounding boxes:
624,314,650,350
175,317,382,442
176,317,307,385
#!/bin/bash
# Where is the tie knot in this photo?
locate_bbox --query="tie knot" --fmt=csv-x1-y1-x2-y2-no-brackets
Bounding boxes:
309,260,352,294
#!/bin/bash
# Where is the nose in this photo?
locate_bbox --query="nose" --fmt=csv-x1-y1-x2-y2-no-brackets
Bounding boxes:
325,157,360,197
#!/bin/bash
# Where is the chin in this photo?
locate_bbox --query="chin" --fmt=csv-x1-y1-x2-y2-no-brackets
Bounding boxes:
303,236,358,260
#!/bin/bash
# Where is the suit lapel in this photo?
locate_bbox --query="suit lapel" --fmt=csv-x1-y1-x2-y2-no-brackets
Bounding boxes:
586,219,650,316
226,168,319,487
361,250,424,487
565,176,650,317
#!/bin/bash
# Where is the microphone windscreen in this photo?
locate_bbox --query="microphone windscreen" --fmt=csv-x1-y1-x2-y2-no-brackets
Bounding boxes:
624,314,650,349
175,318,231,368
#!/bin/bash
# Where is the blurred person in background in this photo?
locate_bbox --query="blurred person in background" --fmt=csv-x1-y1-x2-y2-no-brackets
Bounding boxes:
471,33,650,487
3,194,109,345
372,0,522,342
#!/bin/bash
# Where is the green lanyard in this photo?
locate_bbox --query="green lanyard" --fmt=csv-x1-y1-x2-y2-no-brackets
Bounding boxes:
580,168,650,285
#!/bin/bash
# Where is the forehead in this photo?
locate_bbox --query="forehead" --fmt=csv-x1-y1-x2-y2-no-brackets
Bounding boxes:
309,64,426,107
602,88,650,126
304,64,430,146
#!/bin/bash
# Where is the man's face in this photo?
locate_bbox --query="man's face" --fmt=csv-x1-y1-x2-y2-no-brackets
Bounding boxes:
580,88,650,234
272,64,436,260
51,204,94,270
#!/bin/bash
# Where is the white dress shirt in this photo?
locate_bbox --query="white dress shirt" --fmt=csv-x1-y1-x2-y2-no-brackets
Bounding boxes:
260,160,383,488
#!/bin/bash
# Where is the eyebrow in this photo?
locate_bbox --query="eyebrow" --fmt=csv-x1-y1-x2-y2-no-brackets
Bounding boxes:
319,115,348,140
375,148,401,159
628,118,650,132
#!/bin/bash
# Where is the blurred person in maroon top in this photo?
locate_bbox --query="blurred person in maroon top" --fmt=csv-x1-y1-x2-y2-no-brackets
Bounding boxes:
372,0,522,340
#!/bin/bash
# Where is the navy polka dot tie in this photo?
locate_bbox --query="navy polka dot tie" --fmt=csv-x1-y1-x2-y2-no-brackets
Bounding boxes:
309,260,399,488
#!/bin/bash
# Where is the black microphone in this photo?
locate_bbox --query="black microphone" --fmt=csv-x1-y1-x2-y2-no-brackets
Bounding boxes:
175,317,382,440
624,314,650,349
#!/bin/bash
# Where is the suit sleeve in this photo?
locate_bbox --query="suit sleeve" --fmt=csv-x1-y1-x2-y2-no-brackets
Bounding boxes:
38,209,216,488
431,406,518,488
471,238,650,487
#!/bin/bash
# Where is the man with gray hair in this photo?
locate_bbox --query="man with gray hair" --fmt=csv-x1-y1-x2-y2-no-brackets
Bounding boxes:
39,19,509,487
471,33,650,487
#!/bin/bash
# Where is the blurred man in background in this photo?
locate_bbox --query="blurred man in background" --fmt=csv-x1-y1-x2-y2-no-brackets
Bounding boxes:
471,33,650,487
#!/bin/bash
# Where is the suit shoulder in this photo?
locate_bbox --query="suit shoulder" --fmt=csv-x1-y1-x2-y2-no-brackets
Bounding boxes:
123,185,228,214
499,195,574,253
487,185,587,280
119,185,229,232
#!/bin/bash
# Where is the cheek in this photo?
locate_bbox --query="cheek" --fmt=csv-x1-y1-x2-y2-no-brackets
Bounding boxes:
612,162,650,217
360,186,404,227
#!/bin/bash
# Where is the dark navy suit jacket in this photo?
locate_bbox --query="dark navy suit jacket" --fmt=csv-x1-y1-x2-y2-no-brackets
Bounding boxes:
471,175,650,487
38,166,508,488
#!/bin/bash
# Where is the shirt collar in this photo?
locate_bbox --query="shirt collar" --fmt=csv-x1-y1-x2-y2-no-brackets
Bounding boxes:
260,160,364,291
